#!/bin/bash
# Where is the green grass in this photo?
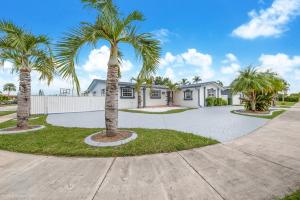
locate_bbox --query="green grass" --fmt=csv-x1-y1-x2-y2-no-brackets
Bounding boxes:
231,110,286,119
0,111,15,116
0,115,218,157
279,189,300,200
276,101,297,108
120,108,194,114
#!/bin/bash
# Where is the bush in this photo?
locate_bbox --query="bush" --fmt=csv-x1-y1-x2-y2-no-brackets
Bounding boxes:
0,95,9,103
278,94,299,102
206,97,228,106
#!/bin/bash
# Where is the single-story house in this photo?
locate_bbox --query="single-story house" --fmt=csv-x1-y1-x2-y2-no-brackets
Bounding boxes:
86,79,241,109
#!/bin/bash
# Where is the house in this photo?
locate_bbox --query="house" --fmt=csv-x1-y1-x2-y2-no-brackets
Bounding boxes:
221,86,243,105
86,79,234,109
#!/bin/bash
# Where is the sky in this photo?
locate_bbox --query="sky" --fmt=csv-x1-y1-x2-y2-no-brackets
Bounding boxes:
1,0,300,95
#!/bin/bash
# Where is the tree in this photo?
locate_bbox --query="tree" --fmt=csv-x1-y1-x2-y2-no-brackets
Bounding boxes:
131,75,153,108
165,81,179,106
193,76,202,84
230,66,271,111
56,0,160,136
216,80,224,87
0,21,55,129
153,76,170,85
3,83,16,97
180,78,189,85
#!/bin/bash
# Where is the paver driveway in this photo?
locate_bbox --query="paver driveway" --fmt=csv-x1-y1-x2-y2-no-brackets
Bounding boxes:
47,106,268,142
0,104,299,200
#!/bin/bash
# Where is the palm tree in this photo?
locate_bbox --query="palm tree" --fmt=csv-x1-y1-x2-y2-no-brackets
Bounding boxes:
132,75,153,108
0,21,55,129
180,78,189,85
166,81,179,106
193,76,202,84
3,83,16,97
216,80,224,87
230,66,270,111
56,0,160,136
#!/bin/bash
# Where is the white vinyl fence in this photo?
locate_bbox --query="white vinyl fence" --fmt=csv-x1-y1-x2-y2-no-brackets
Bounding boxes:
31,96,106,114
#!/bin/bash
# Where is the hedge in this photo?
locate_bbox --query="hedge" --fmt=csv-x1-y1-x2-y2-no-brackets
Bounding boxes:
206,97,228,106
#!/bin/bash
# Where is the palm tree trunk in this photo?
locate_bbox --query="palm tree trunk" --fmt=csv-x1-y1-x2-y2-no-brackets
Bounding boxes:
137,90,142,108
17,68,31,129
250,91,256,111
105,44,119,137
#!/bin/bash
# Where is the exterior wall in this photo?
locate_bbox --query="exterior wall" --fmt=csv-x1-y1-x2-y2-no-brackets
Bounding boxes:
232,93,242,105
174,88,199,108
144,88,167,107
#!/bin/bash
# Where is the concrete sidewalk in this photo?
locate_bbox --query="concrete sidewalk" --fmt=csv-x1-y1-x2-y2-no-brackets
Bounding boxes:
0,105,299,200
0,113,16,124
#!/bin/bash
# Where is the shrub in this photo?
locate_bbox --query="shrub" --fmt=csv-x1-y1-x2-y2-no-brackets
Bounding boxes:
206,97,228,106
278,94,299,102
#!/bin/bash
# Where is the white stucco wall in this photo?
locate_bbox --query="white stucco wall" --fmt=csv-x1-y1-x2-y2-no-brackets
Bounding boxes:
144,88,167,107
174,88,199,108
232,93,242,105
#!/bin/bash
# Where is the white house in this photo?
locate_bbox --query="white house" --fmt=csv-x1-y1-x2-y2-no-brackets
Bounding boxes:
86,79,234,108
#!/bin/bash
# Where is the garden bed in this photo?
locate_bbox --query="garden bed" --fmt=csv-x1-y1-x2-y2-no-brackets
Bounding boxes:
231,110,285,119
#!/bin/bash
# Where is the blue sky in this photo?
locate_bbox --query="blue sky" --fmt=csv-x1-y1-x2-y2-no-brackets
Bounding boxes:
1,0,300,94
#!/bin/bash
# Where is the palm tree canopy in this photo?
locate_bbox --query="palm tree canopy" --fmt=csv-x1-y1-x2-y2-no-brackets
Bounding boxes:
3,83,16,92
0,20,56,84
180,78,189,85
56,0,161,94
230,66,271,95
193,76,201,83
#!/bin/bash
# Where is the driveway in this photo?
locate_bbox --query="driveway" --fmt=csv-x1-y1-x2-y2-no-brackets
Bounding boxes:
0,104,299,200
47,106,268,142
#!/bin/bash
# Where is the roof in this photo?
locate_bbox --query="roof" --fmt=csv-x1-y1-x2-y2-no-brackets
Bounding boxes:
86,79,224,93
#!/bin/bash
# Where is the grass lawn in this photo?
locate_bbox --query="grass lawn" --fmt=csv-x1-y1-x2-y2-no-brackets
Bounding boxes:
276,101,297,108
231,110,286,119
279,189,300,200
120,108,194,114
0,115,218,157
0,111,16,116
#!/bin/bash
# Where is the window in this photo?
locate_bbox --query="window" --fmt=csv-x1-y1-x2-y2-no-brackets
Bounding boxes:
184,90,193,100
101,89,106,96
93,91,96,96
150,90,161,99
207,88,216,97
121,87,134,98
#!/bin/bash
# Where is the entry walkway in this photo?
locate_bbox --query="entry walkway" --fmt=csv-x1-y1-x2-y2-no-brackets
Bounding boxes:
0,104,299,200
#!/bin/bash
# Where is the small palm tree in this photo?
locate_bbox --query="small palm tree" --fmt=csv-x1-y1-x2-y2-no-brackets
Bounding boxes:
166,81,179,106
3,83,16,97
193,76,202,84
132,75,153,108
56,0,160,136
180,78,189,85
216,80,224,87
0,21,55,129
230,66,270,111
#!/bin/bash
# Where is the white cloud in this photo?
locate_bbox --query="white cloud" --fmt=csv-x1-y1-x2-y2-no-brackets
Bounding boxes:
164,67,175,81
159,49,214,80
232,0,300,39
221,53,241,74
258,53,300,76
83,45,133,73
152,28,172,44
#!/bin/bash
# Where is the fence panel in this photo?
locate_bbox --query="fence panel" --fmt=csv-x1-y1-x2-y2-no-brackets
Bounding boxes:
31,96,105,114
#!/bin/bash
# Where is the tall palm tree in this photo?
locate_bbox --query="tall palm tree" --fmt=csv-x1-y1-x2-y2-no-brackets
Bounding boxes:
56,0,160,136
230,66,270,111
216,80,224,87
0,21,55,129
180,78,189,85
3,83,16,97
193,76,201,84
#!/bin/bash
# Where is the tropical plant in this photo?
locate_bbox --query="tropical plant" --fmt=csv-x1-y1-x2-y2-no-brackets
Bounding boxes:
230,66,271,111
193,76,201,84
216,80,224,87
56,0,160,136
3,83,16,97
131,75,153,108
0,20,55,129
153,76,170,85
165,81,179,106
180,78,189,85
